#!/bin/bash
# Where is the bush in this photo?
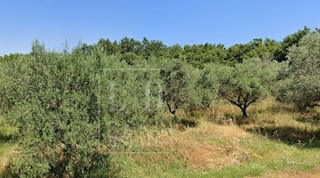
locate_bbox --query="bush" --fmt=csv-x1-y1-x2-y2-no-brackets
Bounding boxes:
4,48,115,177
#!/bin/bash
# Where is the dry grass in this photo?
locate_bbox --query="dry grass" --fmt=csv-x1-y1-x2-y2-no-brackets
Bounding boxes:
0,144,16,176
240,98,320,146
202,97,320,147
130,121,254,170
119,98,320,177
1,98,320,177
263,168,320,178
175,122,252,170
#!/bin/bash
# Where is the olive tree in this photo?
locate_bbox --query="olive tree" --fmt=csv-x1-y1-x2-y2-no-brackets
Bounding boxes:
276,31,320,110
159,61,219,118
7,49,115,177
218,59,276,118
183,64,219,114
103,60,165,130
160,62,191,119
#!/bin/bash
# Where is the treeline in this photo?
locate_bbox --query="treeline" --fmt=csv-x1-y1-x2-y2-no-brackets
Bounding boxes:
79,26,312,66
2,27,312,66
0,27,319,177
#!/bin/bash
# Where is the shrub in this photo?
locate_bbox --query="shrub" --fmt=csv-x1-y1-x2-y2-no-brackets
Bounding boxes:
5,49,114,177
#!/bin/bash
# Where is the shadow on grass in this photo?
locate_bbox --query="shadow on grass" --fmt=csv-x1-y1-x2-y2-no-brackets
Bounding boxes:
244,125,320,148
0,133,15,142
296,112,320,125
0,129,17,142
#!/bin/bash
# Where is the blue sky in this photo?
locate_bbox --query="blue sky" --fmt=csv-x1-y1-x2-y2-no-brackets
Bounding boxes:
1,0,320,55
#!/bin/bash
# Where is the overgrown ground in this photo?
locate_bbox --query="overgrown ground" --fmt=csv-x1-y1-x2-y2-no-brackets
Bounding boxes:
0,116,17,177
1,98,320,177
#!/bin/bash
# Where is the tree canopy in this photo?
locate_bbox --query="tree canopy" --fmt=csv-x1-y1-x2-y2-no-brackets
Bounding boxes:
276,31,320,110
218,59,277,118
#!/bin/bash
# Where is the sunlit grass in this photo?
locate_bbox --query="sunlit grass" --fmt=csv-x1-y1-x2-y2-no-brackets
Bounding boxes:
113,98,320,177
1,98,320,177
113,121,320,177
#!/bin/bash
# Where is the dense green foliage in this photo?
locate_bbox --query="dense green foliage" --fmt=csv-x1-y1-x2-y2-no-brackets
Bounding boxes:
228,38,279,63
0,27,319,177
218,59,277,118
276,31,320,110
273,26,311,62
159,61,219,119
3,46,114,177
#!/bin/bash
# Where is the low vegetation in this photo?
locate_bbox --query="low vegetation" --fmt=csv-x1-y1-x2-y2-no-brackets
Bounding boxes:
109,98,320,178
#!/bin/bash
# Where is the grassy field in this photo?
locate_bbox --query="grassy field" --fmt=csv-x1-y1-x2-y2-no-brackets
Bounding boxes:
1,98,320,177
112,98,320,177
111,122,320,177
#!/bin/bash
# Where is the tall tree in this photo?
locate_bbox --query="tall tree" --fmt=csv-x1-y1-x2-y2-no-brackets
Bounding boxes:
184,43,227,68
274,26,310,62
97,38,119,55
227,38,279,63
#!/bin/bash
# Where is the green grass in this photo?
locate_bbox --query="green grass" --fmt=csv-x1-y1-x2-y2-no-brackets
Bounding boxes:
0,127,17,141
112,98,320,178
0,142,14,157
0,115,17,141
1,99,320,177
114,134,320,178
